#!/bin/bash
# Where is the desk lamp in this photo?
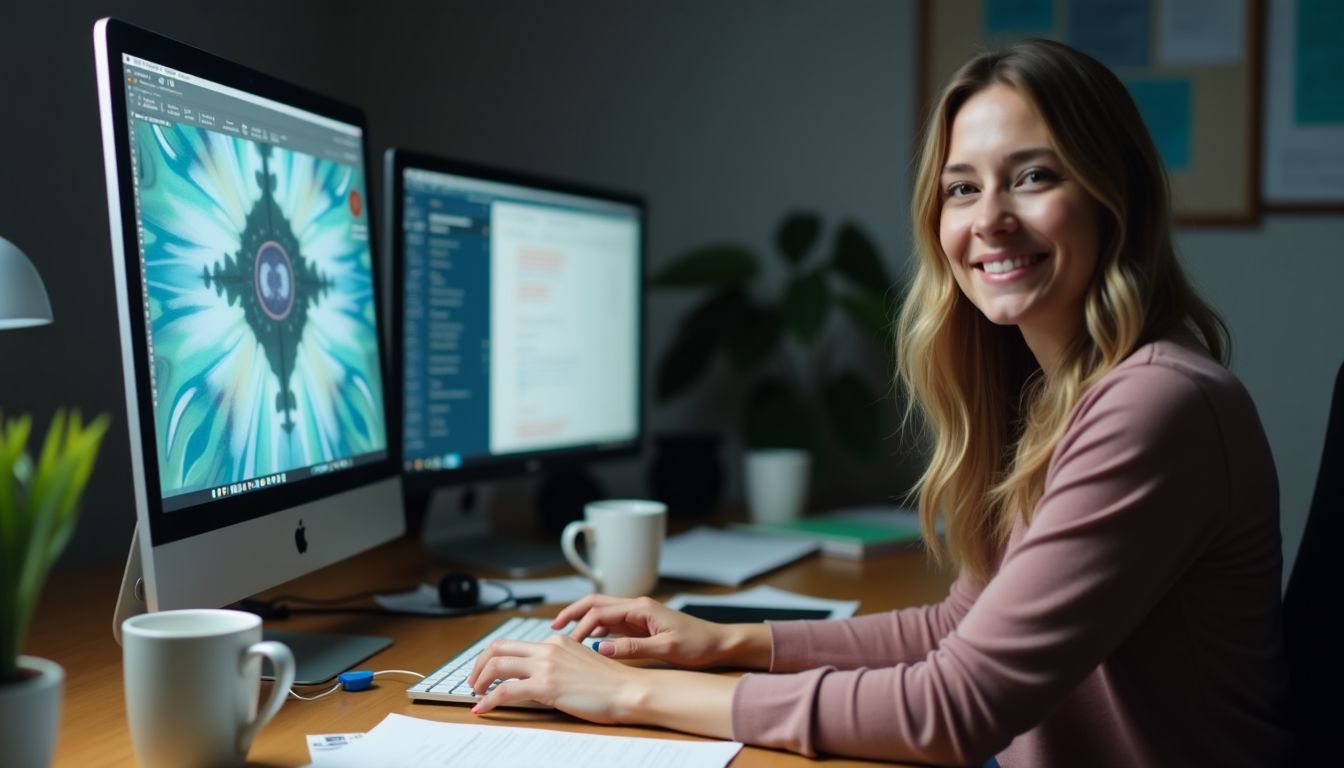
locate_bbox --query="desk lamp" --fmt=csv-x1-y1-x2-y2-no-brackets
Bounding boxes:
0,235,53,329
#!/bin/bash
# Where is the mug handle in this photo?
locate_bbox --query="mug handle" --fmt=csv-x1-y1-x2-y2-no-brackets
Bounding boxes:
561,520,601,589
237,640,295,755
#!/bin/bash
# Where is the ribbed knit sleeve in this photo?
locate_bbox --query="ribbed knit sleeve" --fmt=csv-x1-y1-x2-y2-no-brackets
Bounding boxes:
767,570,982,672
731,341,1286,766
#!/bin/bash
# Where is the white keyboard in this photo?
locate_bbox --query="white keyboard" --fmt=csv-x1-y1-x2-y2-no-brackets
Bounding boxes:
407,616,572,708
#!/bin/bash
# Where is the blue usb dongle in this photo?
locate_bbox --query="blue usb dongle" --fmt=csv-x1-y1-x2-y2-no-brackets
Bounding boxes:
338,670,374,691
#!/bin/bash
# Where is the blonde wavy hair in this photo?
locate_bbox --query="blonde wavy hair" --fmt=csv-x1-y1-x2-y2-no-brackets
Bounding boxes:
896,39,1228,583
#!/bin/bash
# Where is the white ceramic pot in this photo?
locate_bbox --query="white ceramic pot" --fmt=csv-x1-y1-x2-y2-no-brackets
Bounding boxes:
0,655,64,768
744,448,812,524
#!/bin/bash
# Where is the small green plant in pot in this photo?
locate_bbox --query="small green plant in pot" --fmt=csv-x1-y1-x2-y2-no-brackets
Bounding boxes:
2,409,109,680
1,409,109,767
652,212,900,508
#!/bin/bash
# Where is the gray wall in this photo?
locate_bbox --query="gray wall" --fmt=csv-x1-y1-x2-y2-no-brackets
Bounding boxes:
1179,218,1344,581
0,2,1335,581
0,1,356,564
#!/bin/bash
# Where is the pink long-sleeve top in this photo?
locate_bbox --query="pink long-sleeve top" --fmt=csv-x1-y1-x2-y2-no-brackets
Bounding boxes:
731,337,1290,766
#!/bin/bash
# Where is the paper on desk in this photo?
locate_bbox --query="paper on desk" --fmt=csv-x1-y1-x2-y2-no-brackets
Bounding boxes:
666,584,859,618
306,732,364,765
495,575,593,604
659,526,819,586
309,713,743,768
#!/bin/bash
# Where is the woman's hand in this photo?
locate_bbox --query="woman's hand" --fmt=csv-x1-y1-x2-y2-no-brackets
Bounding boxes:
466,634,737,738
553,594,773,670
466,634,644,721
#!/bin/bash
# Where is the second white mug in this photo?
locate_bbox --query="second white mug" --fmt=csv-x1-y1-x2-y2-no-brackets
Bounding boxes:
561,499,666,597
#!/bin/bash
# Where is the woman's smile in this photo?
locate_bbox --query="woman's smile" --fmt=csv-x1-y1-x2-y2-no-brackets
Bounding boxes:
972,251,1049,283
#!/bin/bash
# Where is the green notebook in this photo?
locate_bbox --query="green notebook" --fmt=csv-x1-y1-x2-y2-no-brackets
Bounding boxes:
733,514,924,559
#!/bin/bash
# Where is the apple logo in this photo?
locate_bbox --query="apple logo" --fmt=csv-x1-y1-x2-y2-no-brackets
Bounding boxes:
294,519,308,554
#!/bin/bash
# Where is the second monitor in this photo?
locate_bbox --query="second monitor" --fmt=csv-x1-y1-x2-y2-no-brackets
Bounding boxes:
386,151,646,573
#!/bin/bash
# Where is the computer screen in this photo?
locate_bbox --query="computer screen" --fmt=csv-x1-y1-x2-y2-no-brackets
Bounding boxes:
94,18,403,636
388,151,644,487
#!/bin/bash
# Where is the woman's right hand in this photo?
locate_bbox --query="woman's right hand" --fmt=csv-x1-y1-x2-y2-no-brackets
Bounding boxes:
553,594,772,670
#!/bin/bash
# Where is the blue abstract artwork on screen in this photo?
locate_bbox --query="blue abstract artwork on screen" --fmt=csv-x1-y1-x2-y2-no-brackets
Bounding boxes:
134,122,386,497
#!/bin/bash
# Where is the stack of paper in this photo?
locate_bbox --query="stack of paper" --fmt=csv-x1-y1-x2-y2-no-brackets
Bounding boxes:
733,506,931,559
658,527,819,586
305,714,742,767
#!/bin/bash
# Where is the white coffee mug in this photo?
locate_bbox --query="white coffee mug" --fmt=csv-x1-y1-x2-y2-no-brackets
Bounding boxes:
745,448,812,524
561,499,666,597
121,609,295,768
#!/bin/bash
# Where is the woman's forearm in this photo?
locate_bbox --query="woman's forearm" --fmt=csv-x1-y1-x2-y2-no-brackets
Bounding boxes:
623,668,739,739
714,622,773,669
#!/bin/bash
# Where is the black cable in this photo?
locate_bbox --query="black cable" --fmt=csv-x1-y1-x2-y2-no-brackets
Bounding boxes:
237,581,544,619
264,585,421,606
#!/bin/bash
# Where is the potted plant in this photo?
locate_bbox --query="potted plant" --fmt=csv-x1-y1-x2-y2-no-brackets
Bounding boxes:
651,212,899,519
1,409,109,768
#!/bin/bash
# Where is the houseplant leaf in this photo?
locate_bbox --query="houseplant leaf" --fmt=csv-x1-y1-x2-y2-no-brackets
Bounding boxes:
742,377,816,450
775,211,821,266
656,332,716,402
832,222,891,296
837,293,895,348
650,244,758,288
783,268,830,343
655,288,746,400
2,409,108,684
822,370,886,459
0,414,31,684
726,302,783,371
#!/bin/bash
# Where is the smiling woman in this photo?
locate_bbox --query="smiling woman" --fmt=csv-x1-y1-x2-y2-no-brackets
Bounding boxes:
458,40,1290,768
937,92,1100,370
900,39,1234,582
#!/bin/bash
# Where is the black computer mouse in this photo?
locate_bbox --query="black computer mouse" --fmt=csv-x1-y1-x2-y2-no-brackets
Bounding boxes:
437,571,480,608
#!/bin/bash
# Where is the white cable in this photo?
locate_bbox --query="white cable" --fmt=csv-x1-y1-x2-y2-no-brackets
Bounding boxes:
288,682,341,701
373,669,425,680
285,669,426,700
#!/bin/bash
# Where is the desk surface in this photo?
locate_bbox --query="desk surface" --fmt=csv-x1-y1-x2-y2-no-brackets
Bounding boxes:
29,535,955,767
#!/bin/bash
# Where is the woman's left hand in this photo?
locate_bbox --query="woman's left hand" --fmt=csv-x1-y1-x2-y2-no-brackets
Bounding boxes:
466,634,645,722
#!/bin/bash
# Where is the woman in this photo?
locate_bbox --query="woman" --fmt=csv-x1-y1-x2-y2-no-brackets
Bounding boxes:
467,39,1290,766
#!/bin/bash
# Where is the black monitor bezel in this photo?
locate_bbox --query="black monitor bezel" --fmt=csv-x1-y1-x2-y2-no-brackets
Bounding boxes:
386,148,647,497
96,18,397,546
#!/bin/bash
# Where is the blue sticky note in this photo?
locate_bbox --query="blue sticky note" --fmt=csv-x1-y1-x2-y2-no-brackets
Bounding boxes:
985,0,1055,34
1126,78,1192,172
1067,0,1152,69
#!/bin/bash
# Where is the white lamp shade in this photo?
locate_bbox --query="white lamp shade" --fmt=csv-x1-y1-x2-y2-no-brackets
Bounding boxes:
0,235,53,330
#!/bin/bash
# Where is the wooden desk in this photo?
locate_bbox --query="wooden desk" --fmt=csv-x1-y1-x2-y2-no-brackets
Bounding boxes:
28,536,954,767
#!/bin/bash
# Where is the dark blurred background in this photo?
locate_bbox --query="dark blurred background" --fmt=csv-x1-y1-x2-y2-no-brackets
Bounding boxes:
0,2,1337,583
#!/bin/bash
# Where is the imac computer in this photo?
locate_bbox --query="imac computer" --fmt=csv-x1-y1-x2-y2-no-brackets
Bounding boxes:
94,19,404,681
386,150,645,575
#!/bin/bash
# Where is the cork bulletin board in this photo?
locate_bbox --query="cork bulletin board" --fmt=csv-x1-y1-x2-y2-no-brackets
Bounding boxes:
919,0,1263,225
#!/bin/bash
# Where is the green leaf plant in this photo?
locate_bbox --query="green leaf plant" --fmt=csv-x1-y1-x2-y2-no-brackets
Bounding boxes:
1,409,110,684
652,212,900,459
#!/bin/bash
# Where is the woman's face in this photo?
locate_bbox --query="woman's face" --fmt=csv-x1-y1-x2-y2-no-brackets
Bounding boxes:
938,84,1100,360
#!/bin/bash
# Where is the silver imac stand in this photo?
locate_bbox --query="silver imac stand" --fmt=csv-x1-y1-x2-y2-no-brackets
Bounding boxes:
421,485,567,577
111,524,391,685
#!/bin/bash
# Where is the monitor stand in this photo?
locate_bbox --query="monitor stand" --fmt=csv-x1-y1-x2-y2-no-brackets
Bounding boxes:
112,524,392,685
420,485,567,577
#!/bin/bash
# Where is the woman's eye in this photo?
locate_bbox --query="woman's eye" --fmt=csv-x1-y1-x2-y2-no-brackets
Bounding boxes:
1020,168,1057,186
946,182,976,198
